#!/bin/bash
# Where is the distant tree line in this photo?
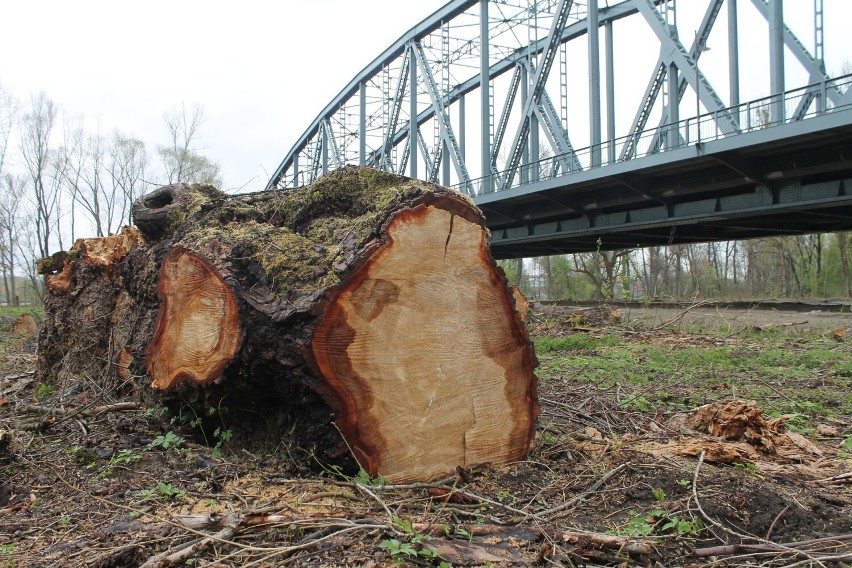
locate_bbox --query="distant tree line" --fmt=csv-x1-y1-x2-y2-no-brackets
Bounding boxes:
0,81,222,305
502,234,852,302
1,82,849,307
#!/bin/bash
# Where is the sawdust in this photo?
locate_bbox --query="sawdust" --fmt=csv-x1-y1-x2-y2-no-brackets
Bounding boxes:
635,399,834,478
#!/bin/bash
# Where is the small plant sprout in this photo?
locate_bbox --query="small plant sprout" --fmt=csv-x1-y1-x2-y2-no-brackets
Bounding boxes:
156,482,187,501
34,383,55,399
147,431,185,451
354,468,386,488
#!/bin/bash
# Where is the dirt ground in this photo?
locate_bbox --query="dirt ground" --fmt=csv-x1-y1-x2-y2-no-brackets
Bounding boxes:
620,304,852,334
1,307,850,567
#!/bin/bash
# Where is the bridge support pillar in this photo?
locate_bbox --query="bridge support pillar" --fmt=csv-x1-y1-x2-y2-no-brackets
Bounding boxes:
728,0,739,108
589,0,602,167
605,18,615,164
480,0,491,193
360,82,367,165
667,63,680,149
409,43,418,179
769,0,785,123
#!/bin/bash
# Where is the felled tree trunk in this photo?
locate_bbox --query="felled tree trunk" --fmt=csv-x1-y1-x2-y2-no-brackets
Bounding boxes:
37,166,538,482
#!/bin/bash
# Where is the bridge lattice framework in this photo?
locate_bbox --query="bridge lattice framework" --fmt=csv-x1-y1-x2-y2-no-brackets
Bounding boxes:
268,0,849,198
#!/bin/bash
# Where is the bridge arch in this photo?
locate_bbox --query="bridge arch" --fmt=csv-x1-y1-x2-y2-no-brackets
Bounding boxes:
269,0,852,256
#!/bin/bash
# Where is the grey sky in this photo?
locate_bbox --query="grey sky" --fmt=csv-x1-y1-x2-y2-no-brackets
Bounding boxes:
0,1,447,191
1,1,850,193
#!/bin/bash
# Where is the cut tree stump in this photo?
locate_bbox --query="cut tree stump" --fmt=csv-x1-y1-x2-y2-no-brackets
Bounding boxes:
36,166,538,482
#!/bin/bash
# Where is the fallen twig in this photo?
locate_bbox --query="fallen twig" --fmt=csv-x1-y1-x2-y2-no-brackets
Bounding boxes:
561,529,656,556
535,462,630,521
694,533,852,557
765,504,790,540
811,471,852,485
16,401,141,417
652,300,713,331
139,513,243,568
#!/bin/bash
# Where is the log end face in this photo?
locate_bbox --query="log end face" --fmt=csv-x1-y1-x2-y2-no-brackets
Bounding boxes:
147,249,241,391
311,199,537,483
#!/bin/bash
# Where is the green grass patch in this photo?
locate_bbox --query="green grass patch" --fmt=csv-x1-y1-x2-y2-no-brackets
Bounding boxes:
533,327,851,419
0,306,43,319
534,333,624,353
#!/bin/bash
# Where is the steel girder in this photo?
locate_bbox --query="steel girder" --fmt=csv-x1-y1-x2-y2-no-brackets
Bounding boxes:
412,40,473,190
632,1,738,134
749,0,849,114
268,0,845,200
501,0,575,192
644,0,725,156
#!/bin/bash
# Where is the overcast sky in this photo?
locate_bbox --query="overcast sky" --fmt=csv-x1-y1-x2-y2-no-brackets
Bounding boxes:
0,1,447,191
1,0,850,194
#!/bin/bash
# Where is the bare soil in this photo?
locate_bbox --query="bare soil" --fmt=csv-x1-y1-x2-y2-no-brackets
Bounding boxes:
1,307,850,567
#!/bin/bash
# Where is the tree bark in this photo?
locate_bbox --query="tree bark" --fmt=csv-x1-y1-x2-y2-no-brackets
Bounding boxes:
36,166,538,483
838,232,851,297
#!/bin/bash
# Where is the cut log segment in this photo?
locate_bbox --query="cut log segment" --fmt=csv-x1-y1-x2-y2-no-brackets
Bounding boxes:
36,226,153,390
147,248,241,390
311,203,535,480
511,286,529,321
36,166,538,483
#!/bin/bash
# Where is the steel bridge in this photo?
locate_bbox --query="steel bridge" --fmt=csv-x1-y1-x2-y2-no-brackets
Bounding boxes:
268,0,852,258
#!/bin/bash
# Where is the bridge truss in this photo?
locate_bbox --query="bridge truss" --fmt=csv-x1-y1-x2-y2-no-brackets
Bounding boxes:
268,0,849,195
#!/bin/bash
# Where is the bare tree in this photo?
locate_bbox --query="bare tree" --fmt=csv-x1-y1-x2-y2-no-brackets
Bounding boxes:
62,126,149,237
19,92,61,258
158,102,222,186
56,121,84,243
67,129,109,237
108,131,147,228
0,174,26,304
838,232,851,297
571,247,631,300
0,81,19,179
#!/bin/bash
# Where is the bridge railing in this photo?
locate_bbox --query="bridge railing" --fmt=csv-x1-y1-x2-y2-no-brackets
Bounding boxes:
458,73,852,196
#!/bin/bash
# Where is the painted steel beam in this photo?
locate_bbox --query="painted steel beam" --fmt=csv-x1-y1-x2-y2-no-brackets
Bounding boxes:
750,0,843,106
502,0,575,190
359,1,644,178
417,130,435,182
487,178,852,255
323,119,344,170
491,64,522,176
648,0,725,154
619,59,667,162
412,41,473,192
378,51,411,172
588,0,601,167
267,0,476,187
535,86,583,172
269,0,843,198
410,42,418,179
480,0,491,194
632,0,738,135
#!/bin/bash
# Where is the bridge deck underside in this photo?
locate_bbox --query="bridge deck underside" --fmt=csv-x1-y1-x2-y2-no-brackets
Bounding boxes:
481,121,852,258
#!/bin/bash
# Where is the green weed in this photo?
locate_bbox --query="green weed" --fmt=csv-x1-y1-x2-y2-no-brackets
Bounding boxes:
34,384,55,399
614,508,703,539
147,431,184,451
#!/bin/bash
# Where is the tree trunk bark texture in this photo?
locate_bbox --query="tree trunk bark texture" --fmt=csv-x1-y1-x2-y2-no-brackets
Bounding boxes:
36,166,538,483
